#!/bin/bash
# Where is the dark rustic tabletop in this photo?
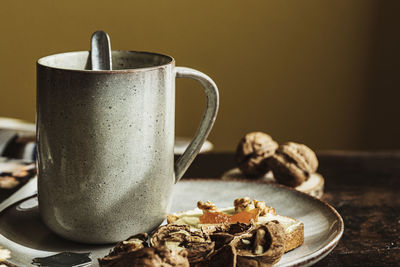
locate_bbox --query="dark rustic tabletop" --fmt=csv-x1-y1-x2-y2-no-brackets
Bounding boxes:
0,151,399,266
182,151,400,267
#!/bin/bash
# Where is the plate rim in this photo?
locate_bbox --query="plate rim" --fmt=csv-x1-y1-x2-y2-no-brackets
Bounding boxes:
177,178,344,266
1,178,344,266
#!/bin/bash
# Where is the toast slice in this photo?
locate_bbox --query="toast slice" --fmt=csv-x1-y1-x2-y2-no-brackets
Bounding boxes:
167,201,304,252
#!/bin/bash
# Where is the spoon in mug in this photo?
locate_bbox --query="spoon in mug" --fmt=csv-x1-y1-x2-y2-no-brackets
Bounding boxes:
90,30,112,70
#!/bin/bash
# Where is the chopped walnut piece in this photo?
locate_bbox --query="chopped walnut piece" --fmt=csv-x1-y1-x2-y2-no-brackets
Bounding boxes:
197,201,219,212
167,214,179,224
234,197,253,212
234,198,276,216
253,200,276,216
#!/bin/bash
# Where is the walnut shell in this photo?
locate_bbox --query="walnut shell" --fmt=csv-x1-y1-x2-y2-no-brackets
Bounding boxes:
208,244,236,267
98,233,149,266
99,246,189,267
206,223,254,250
203,222,253,236
150,224,214,265
269,142,319,187
235,132,278,178
208,221,285,267
109,233,148,257
234,221,285,266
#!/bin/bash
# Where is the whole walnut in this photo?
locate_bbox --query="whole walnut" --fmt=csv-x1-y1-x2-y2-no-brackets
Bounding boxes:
235,132,278,178
269,142,318,187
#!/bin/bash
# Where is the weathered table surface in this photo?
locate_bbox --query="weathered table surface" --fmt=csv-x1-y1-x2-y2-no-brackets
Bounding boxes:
1,151,399,266
182,151,400,266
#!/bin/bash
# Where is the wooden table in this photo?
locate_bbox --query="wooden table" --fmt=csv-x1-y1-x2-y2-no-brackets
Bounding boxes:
182,151,400,266
1,151,399,266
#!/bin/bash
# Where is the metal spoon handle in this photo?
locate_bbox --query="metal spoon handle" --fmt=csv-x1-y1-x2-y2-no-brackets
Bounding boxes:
90,31,112,70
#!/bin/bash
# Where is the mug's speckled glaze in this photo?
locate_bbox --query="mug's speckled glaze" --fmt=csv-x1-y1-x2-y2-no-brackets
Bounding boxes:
36,51,218,243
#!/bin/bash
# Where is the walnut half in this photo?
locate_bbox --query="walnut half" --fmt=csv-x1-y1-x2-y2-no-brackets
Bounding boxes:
197,201,219,212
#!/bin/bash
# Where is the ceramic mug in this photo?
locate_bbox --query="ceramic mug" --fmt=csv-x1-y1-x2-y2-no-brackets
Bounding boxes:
36,51,219,243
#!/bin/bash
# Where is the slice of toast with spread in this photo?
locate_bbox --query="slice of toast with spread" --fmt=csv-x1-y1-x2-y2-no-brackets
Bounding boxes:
99,197,304,266
167,197,304,252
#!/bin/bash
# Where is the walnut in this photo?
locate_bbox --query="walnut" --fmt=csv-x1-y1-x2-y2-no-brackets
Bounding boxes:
98,233,149,266
108,233,148,257
167,215,179,224
208,221,286,267
224,223,254,236
234,198,276,216
235,132,279,178
209,232,235,251
208,244,236,267
207,223,254,250
150,224,214,265
202,222,253,236
197,201,218,212
269,142,319,187
99,232,190,267
234,197,253,212
99,246,189,267
253,200,276,216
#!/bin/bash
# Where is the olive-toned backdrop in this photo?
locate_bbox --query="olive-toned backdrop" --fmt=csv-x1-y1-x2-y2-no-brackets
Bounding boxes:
1,0,399,151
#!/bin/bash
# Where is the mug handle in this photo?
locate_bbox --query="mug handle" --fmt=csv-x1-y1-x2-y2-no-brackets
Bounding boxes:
174,67,219,183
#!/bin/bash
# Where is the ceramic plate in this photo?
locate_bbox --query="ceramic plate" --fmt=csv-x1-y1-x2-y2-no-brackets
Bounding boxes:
0,179,343,266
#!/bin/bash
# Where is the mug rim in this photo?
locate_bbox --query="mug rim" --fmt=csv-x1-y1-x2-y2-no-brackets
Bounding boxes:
37,50,175,73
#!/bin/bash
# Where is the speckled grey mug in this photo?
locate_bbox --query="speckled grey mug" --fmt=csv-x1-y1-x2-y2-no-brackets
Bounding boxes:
36,51,219,243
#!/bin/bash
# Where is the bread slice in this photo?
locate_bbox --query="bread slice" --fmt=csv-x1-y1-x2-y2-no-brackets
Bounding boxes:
167,206,304,252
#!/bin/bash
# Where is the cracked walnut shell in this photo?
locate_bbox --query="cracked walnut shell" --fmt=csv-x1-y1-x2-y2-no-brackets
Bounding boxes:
235,132,278,178
99,246,189,267
150,224,214,265
208,221,286,267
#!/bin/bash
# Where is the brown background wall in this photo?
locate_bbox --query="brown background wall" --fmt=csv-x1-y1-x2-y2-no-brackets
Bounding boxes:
0,0,399,151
